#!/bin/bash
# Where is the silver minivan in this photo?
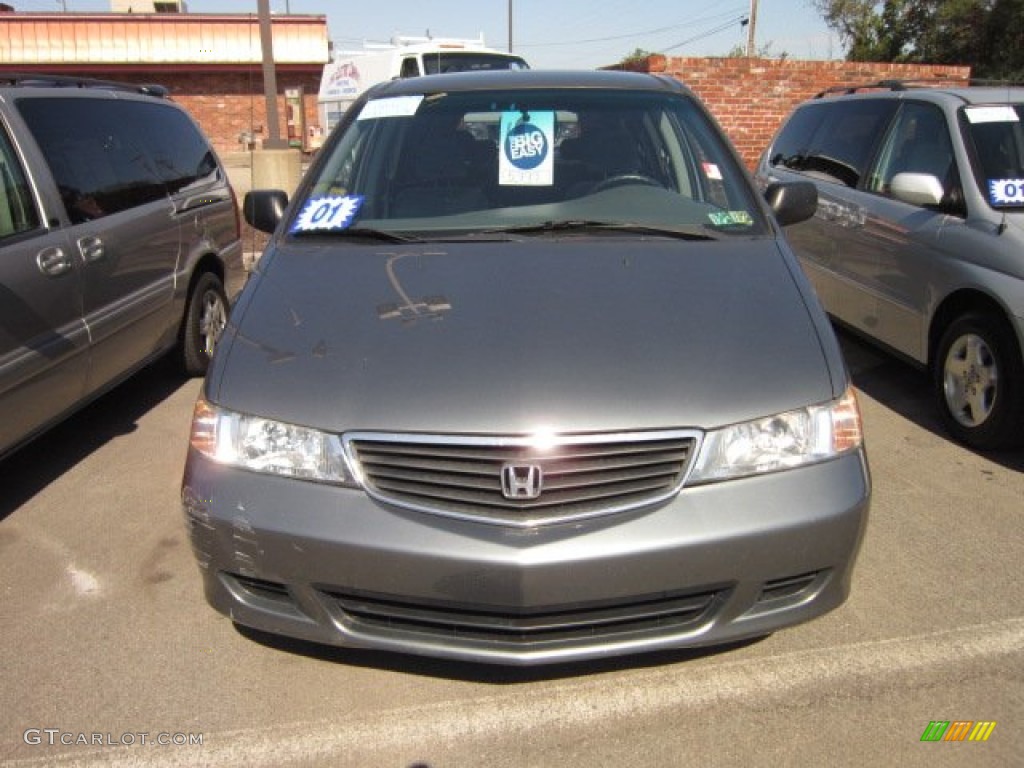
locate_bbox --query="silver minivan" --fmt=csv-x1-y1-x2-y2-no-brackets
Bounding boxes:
0,75,244,460
757,82,1024,450
183,70,870,666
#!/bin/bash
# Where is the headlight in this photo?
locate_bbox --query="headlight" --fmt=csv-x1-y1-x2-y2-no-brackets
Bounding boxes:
688,387,863,484
189,397,358,486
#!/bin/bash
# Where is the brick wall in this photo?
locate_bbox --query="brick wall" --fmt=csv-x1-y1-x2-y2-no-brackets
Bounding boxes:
69,70,322,158
617,56,972,169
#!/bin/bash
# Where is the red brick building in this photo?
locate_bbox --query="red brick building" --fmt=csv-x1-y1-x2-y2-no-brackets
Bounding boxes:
0,9,329,156
615,55,972,169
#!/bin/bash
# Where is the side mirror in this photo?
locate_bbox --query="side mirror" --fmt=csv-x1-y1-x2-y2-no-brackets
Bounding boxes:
764,181,817,227
243,190,289,234
890,172,944,208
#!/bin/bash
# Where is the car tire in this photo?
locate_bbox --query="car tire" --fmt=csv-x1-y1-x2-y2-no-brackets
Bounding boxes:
933,313,1024,450
181,271,228,376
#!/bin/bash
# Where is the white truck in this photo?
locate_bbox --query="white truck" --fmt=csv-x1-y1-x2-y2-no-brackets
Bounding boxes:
317,35,528,132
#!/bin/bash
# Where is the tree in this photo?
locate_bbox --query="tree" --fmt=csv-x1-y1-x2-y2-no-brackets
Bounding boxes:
813,0,1024,79
617,48,658,68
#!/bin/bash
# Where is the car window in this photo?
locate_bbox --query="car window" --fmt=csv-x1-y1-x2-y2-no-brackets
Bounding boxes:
421,52,530,75
768,104,826,170
17,97,169,223
771,100,898,188
963,102,1024,209
866,102,956,201
134,104,220,195
0,124,40,240
298,87,767,238
399,57,420,78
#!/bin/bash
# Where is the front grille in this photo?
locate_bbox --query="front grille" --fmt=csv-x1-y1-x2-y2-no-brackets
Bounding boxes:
326,588,720,646
346,430,698,526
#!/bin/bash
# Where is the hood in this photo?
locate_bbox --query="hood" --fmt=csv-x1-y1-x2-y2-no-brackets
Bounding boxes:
209,238,838,434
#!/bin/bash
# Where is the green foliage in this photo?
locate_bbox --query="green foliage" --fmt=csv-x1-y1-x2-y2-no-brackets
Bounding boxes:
813,0,1024,79
618,48,658,67
724,41,788,59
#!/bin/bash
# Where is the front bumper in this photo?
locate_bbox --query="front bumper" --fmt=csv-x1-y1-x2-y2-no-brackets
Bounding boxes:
182,449,869,665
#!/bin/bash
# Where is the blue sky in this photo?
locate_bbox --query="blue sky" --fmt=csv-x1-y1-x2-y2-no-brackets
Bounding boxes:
30,1,842,67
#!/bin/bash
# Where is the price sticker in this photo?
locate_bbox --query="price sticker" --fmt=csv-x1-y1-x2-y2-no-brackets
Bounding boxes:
988,179,1024,207
291,195,364,233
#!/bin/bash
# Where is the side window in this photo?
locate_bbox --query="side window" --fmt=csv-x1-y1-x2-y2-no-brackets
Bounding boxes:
773,100,897,188
769,105,827,171
400,58,420,78
867,102,957,204
0,125,41,240
130,103,219,194
16,98,167,224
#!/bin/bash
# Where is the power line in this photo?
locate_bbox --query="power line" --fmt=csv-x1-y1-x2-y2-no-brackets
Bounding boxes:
515,8,747,50
662,15,749,53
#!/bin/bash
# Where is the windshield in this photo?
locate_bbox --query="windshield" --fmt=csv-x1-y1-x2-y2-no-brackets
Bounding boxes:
963,103,1024,209
294,87,768,238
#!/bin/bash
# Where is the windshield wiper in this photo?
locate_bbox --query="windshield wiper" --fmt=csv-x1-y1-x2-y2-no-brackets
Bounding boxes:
483,220,719,240
291,227,423,243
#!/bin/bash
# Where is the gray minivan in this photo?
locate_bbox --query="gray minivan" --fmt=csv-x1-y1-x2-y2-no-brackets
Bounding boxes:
757,82,1024,450
0,74,243,460
184,70,870,665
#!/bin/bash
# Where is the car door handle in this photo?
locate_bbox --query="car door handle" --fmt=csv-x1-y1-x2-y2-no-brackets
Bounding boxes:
77,235,105,263
36,246,73,277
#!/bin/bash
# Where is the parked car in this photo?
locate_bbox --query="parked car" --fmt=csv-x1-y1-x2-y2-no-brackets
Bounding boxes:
756,81,1024,450
182,69,870,666
0,74,244,460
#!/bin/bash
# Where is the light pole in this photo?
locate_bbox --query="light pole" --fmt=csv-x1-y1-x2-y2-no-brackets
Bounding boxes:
258,0,287,149
747,0,759,57
508,0,514,53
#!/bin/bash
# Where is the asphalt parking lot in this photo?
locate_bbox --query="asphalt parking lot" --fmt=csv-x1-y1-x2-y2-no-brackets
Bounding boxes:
1,329,1022,768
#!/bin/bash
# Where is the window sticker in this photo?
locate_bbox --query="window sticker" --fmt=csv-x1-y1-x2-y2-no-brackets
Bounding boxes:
707,211,754,227
702,162,723,181
357,95,424,121
965,106,1019,124
988,179,1024,206
499,111,554,186
291,195,364,233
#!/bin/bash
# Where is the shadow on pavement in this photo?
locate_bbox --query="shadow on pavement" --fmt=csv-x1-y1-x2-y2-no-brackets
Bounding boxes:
0,357,190,521
836,327,1024,472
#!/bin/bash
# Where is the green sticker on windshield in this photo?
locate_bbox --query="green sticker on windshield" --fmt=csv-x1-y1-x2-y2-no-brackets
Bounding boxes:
708,211,753,227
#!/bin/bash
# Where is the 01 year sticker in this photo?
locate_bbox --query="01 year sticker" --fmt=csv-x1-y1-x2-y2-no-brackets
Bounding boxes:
291,195,365,233
988,179,1024,207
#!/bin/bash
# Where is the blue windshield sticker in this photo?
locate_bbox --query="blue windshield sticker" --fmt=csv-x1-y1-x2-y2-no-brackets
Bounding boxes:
988,179,1024,207
291,195,364,232
499,111,554,186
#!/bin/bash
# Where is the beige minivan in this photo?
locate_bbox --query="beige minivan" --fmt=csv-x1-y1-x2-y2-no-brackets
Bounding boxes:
0,74,244,460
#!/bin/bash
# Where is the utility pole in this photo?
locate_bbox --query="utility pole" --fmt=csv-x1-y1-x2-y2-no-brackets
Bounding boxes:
746,0,759,57
508,0,514,52
258,0,287,149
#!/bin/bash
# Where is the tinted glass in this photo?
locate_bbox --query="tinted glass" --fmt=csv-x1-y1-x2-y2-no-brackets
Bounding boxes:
421,52,530,75
867,103,951,185
136,104,220,194
0,124,40,239
772,99,897,188
769,105,826,170
18,98,171,223
297,87,768,238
